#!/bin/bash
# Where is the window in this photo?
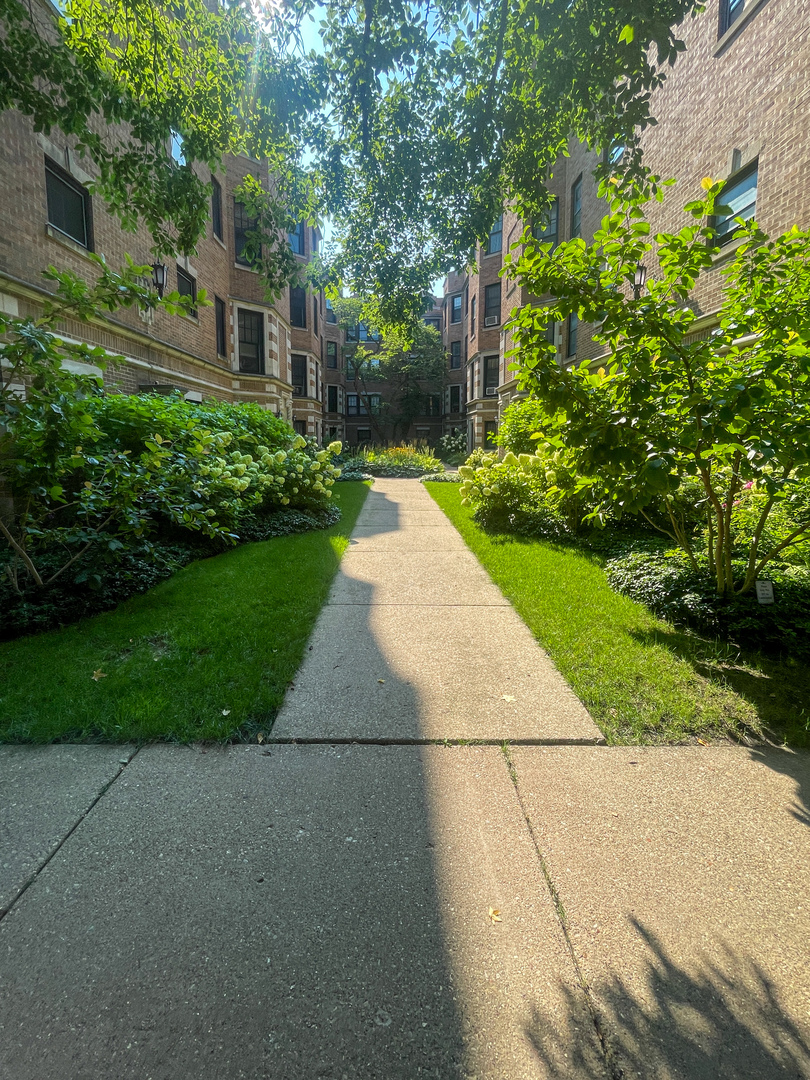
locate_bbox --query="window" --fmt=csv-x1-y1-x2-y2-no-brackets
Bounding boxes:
424,317,441,331
289,221,306,255
567,311,578,357
211,178,223,240
313,296,319,333
369,393,381,414
326,341,338,369
327,385,339,413
450,384,461,413
291,354,307,396
215,296,227,358
485,420,498,445
237,309,264,373
326,298,337,324
484,355,499,392
347,394,367,416
713,162,758,246
290,286,307,328
484,283,501,325
425,394,442,417
45,158,92,248
312,228,319,253
720,0,745,34
485,215,503,255
471,296,476,337
451,295,462,323
570,176,582,239
464,283,469,314
234,200,256,266
450,341,461,369
170,130,185,165
293,420,307,435
176,266,197,318
533,198,559,248
356,427,372,443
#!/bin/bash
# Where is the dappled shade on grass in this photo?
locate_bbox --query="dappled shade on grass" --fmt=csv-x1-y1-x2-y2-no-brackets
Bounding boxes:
426,484,765,745
0,483,369,743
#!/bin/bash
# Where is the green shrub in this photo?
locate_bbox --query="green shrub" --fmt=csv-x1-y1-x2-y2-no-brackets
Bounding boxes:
494,398,547,455
357,444,443,477
435,431,467,464
606,551,810,657
420,472,461,483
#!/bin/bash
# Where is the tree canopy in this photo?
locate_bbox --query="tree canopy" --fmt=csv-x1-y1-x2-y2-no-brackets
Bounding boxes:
0,0,703,314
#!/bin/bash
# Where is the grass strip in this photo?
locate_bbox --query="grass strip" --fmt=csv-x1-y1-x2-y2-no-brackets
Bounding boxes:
426,483,780,745
0,482,369,744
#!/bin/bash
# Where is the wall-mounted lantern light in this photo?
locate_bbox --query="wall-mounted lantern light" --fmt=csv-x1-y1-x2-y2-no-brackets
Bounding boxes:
151,262,167,299
633,263,648,300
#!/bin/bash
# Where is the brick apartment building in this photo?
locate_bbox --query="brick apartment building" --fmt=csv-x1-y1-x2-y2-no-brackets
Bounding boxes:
2,0,806,454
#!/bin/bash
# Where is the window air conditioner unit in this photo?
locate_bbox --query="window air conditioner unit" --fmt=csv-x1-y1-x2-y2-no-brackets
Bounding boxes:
484,316,499,327
485,386,498,396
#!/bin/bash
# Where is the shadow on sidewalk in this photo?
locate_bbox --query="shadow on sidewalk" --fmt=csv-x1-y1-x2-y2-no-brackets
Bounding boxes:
523,919,810,1080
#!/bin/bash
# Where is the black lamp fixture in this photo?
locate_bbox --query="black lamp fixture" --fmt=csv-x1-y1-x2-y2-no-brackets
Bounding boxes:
151,261,167,299
632,262,648,300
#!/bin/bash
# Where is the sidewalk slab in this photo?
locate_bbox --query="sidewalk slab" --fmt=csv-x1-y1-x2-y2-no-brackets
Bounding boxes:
330,550,510,606
355,509,456,528
0,745,133,915
273,605,600,742
510,745,810,1080
347,525,468,551
0,744,604,1080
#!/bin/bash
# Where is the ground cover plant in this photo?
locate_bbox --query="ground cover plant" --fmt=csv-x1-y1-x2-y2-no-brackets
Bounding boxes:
0,482,369,743
427,483,810,748
352,445,444,478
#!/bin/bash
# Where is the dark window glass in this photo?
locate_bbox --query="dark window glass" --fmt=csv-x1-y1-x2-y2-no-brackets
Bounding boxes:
347,393,368,416
211,178,223,240
356,427,371,443
326,298,337,324
327,385,338,412
450,385,461,412
567,312,578,357
484,283,501,323
485,214,503,255
291,354,307,396
238,309,264,373
215,296,227,357
451,295,462,323
425,394,442,416
176,266,197,317
570,177,582,239
450,341,461,369
471,296,476,337
289,221,305,255
326,341,338,369
293,420,307,435
533,198,559,247
45,159,90,248
312,228,319,253
234,200,257,266
720,0,745,33
290,286,307,328
485,420,498,445
713,162,758,245
484,355,499,390
313,296,318,332
464,283,469,314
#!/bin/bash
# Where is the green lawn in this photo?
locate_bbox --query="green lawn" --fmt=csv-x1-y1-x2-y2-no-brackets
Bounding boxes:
0,483,369,743
426,483,806,745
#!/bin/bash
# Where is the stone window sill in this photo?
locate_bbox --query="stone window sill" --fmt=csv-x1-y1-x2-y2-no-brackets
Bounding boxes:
46,224,95,262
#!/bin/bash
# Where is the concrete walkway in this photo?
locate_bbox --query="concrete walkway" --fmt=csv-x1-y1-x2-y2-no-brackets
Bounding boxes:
1,479,809,1079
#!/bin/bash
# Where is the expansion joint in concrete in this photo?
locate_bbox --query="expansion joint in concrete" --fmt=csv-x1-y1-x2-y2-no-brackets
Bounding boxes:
0,746,141,924
500,745,626,1080
264,736,605,746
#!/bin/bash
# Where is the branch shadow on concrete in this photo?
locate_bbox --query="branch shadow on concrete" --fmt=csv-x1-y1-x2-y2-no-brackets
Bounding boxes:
523,919,810,1080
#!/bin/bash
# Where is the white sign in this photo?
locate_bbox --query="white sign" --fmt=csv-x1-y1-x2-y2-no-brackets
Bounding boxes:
755,579,774,605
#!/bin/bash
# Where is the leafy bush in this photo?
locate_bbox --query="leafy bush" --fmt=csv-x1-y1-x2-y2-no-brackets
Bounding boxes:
356,445,444,477
421,472,461,483
606,551,810,657
435,431,467,464
494,398,548,455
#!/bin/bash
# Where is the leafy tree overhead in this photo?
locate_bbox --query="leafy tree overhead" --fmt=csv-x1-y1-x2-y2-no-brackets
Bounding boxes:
504,176,810,597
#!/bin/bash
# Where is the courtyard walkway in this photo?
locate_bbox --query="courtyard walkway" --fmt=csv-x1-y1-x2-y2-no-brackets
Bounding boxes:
1,478,808,1079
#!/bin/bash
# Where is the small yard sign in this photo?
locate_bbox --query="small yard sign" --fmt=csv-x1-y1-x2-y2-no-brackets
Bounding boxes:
755,579,775,605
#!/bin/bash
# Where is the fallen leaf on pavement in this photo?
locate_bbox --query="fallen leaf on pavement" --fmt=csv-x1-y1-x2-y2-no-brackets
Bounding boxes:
378,679,385,684
488,907,502,923
697,737,710,747
501,694,516,703
257,733,265,744
91,669,107,681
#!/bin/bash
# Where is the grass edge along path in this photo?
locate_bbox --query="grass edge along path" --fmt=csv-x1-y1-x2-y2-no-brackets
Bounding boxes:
0,482,370,744
426,483,763,745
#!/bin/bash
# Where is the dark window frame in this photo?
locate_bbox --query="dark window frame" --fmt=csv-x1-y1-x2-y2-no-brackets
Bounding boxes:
326,298,337,324
327,384,339,413
176,265,197,318
211,177,223,240
711,160,758,246
290,286,307,329
215,296,227,358
470,296,476,337
44,157,93,249
719,0,745,35
291,353,308,397
450,340,461,369
451,294,462,323
450,384,461,413
570,176,583,239
533,198,559,248
484,282,501,323
289,220,306,255
233,199,257,266
567,311,578,357
484,354,499,391
485,214,503,256
237,308,265,374
326,341,338,369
